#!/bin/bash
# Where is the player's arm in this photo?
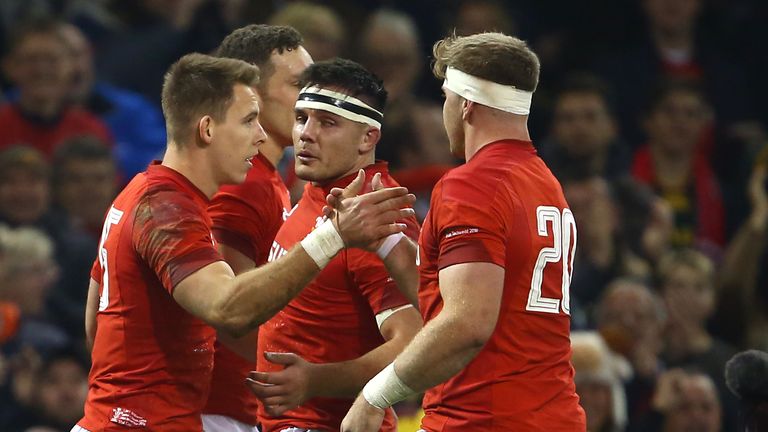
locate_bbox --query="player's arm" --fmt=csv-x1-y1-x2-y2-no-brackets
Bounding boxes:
341,262,503,431
85,278,100,351
247,306,422,415
173,175,415,337
379,237,419,307
214,243,257,361
328,173,420,307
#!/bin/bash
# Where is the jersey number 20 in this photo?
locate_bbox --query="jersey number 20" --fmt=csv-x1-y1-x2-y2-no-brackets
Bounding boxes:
526,205,577,315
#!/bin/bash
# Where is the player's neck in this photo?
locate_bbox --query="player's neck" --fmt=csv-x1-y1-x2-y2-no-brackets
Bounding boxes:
161,144,219,198
259,138,286,168
463,113,530,161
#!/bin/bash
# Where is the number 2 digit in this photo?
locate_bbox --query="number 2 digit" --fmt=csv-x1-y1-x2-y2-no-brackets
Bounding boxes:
526,206,577,315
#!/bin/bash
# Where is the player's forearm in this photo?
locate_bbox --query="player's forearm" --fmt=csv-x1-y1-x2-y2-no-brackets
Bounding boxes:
392,312,488,393
382,238,419,307
214,245,325,337
311,310,422,398
311,337,409,398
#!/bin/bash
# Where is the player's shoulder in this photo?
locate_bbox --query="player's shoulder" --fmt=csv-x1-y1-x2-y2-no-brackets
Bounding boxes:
436,161,508,206
135,175,206,225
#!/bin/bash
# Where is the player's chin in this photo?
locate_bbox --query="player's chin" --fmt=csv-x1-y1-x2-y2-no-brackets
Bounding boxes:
295,165,320,182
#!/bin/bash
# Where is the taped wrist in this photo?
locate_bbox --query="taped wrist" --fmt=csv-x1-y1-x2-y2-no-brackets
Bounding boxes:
300,219,344,268
362,362,415,409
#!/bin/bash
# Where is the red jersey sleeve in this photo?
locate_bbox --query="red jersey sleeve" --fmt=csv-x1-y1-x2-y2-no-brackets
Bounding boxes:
90,258,102,284
346,214,419,315
435,178,508,270
132,190,222,294
347,249,411,315
208,183,278,263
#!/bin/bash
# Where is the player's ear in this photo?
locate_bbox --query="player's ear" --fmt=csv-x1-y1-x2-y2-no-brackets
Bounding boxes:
462,99,474,121
358,126,380,154
198,115,214,146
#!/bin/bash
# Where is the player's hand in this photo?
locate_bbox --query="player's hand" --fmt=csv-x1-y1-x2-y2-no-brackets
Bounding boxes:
331,170,415,248
246,352,318,416
340,392,386,432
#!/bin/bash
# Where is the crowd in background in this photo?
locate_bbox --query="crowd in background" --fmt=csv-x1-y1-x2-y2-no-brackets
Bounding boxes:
0,0,767,431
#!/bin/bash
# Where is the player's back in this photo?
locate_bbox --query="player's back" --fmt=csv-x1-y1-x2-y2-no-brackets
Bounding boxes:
79,163,219,432
419,140,585,431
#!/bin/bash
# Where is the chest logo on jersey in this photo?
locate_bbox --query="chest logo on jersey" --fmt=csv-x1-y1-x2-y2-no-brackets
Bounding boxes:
268,240,288,263
282,203,299,221
110,407,147,428
444,227,479,239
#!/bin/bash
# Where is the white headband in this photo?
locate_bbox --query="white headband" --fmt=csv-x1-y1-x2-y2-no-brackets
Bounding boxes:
443,66,533,115
295,86,384,129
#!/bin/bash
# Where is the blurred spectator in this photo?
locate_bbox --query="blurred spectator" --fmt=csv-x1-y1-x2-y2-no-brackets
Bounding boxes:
595,0,754,146
634,369,722,432
717,162,768,350
0,347,43,431
60,23,165,179
657,248,738,429
52,137,117,240
562,175,650,315
571,331,631,432
595,279,666,425
0,146,52,228
357,9,447,170
725,350,768,432
358,9,420,105
95,0,246,104
611,177,674,267
0,17,112,156
631,79,725,250
0,227,67,356
540,73,630,181
453,0,516,36
26,347,88,430
268,2,346,61
0,146,96,340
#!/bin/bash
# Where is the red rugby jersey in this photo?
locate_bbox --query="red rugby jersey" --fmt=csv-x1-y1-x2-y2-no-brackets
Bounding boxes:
204,153,291,425
257,162,419,432
79,162,223,431
418,140,586,432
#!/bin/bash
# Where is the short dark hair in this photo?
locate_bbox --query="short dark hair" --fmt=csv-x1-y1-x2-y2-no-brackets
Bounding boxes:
216,24,302,87
52,137,114,179
432,32,540,92
7,16,67,55
297,58,388,111
645,78,708,115
0,145,49,182
556,72,615,114
161,53,260,145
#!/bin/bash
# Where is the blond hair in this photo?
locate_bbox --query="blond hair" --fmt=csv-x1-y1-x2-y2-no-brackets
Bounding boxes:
432,32,540,91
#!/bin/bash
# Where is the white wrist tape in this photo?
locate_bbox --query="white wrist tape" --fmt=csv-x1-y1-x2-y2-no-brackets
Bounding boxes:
376,232,405,260
300,219,344,268
362,362,415,409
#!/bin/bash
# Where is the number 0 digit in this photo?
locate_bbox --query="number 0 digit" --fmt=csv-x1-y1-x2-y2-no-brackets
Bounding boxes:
526,206,577,315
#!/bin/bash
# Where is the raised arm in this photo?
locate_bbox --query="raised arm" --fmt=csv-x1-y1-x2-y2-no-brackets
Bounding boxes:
173,174,416,337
